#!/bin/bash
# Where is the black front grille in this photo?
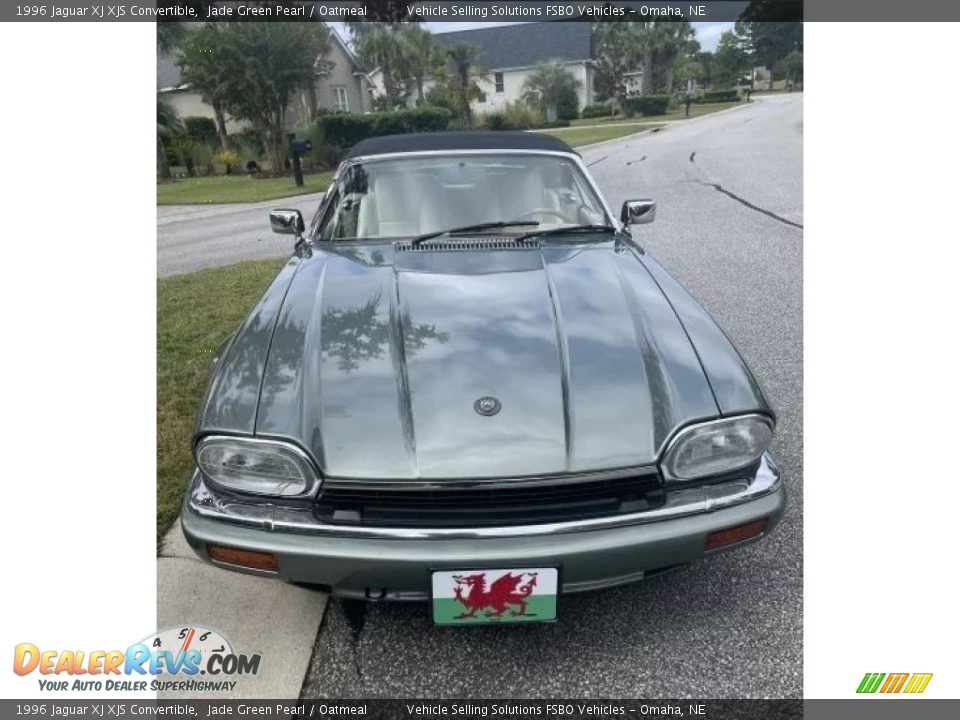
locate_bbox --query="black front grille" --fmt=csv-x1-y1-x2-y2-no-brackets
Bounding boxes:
314,470,664,528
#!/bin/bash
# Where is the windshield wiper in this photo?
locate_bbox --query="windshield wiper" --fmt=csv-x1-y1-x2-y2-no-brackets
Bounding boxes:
410,221,540,246
515,224,619,242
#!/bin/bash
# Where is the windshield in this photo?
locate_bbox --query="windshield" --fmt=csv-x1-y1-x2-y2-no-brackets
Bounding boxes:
317,153,609,241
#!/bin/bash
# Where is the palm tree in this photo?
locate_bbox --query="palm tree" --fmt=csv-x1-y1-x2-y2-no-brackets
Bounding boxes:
521,60,581,122
444,43,486,129
657,22,698,95
593,23,634,106
156,94,183,180
623,22,660,96
156,20,185,55
399,24,442,105
356,25,409,108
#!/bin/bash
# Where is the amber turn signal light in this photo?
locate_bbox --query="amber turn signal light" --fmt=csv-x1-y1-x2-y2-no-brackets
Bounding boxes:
207,544,279,572
705,519,767,551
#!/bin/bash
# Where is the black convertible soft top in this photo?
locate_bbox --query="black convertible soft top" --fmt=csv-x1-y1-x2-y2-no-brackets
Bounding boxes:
344,131,576,159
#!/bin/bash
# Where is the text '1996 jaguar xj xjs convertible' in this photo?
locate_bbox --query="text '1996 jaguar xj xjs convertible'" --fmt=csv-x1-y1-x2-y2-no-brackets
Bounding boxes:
181,132,784,625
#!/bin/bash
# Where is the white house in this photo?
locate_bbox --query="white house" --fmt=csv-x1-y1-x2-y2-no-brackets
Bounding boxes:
371,23,606,116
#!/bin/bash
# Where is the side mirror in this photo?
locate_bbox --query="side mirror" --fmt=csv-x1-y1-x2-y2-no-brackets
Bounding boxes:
269,209,305,239
621,199,656,225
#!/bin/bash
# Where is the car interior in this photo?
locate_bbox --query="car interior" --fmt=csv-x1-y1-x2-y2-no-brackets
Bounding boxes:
320,157,606,240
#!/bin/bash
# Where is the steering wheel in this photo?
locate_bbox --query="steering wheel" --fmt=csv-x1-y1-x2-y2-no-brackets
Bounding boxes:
509,209,568,223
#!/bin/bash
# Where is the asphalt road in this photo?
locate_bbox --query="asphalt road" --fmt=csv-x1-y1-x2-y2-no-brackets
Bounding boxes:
301,94,803,699
157,193,322,277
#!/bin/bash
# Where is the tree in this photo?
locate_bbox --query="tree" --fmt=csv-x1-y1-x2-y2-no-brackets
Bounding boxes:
183,23,325,173
654,22,698,95
780,49,803,88
399,24,442,105
628,21,698,95
629,22,661,96
694,50,715,88
592,23,633,104
179,24,233,151
521,60,582,122
444,43,486,129
345,0,419,40
736,19,802,89
156,94,183,180
355,25,409,108
713,28,752,88
156,21,186,54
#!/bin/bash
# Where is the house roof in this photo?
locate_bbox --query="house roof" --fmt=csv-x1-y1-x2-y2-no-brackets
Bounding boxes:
344,131,575,159
433,22,593,70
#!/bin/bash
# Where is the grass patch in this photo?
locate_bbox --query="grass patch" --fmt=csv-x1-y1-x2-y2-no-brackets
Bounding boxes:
157,257,288,548
569,100,746,127
157,171,333,205
539,123,664,147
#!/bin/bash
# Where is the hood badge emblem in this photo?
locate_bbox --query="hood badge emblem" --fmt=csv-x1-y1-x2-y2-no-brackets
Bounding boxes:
474,397,502,417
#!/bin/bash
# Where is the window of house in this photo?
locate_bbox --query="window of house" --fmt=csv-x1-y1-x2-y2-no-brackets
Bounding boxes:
332,86,349,113
494,73,504,93
478,92,487,103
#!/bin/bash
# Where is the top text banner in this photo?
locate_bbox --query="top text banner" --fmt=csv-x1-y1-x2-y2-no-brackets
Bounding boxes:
11,0,960,21
8,1,802,23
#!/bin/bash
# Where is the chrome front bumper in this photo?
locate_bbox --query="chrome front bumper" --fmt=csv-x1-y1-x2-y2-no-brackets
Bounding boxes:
181,453,785,599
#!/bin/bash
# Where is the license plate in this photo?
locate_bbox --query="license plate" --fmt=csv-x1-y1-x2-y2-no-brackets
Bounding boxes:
431,567,558,625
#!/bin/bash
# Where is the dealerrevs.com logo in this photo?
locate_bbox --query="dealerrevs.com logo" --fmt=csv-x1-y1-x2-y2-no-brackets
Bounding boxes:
13,626,260,693
857,672,933,694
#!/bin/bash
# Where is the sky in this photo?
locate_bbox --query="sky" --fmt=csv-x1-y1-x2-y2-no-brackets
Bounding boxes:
332,21,733,52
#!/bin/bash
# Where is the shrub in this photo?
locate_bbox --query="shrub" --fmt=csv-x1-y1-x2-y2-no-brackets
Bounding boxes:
318,114,375,148
318,106,453,148
480,112,517,131
425,83,452,112
228,130,264,157
214,149,240,175
624,95,671,117
582,103,615,120
556,86,580,121
190,143,215,176
183,116,217,144
168,137,197,176
503,102,541,130
169,138,215,177
377,106,452,134
702,89,740,103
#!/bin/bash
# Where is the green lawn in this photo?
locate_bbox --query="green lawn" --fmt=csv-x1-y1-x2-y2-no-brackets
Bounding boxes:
157,171,333,205
570,100,747,127
540,123,664,148
157,258,288,547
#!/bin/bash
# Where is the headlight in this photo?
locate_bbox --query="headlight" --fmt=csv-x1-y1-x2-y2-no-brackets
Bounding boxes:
195,436,320,497
661,415,774,481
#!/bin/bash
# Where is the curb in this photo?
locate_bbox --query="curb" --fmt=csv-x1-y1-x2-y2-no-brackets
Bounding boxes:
571,99,762,152
157,520,328,699
574,125,667,152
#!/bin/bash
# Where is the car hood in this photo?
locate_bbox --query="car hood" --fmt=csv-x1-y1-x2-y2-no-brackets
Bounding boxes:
199,239,767,480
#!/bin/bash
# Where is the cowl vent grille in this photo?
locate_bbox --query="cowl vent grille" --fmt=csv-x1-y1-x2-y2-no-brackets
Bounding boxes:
397,238,541,252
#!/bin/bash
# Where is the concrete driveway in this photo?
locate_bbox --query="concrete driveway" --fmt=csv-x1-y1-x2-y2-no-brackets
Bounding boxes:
300,94,803,698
